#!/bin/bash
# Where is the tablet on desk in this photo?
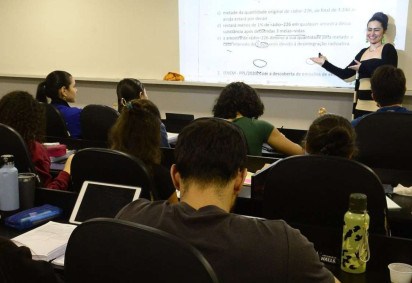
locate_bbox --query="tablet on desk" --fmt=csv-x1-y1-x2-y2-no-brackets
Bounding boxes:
69,181,141,225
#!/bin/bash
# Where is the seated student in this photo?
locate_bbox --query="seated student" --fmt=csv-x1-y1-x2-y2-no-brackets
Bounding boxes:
116,78,169,147
304,114,357,159
212,82,303,156
109,99,178,203
0,91,72,190
351,65,411,127
36,70,82,138
116,118,337,283
0,236,62,283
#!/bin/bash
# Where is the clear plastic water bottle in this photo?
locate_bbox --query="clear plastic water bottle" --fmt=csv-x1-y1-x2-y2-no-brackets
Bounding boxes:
341,193,370,273
0,154,19,211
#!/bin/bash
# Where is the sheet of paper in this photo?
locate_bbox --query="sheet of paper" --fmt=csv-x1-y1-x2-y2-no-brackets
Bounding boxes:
51,254,65,267
167,132,179,144
243,171,253,186
386,196,401,210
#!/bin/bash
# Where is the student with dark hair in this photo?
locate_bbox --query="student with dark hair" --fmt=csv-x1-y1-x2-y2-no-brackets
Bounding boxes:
116,78,147,112
109,99,178,203
36,70,82,138
0,91,72,190
212,81,303,156
304,114,357,159
116,78,169,147
116,118,337,283
311,12,398,118
351,65,410,126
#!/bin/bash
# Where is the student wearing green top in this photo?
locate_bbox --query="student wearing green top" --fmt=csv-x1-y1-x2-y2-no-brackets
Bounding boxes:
213,82,303,156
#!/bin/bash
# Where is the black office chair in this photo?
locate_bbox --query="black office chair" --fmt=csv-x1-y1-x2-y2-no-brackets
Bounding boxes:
354,112,412,186
0,123,37,176
164,113,194,133
262,155,389,235
65,218,219,283
41,103,70,138
70,148,156,200
80,104,119,141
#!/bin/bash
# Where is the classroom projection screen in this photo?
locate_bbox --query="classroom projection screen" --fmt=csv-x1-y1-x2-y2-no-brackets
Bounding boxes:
179,0,409,88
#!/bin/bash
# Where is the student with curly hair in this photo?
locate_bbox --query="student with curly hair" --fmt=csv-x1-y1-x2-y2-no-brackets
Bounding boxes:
36,70,82,138
109,99,178,203
116,78,169,147
0,91,72,190
304,114,357,159
212,82,303,156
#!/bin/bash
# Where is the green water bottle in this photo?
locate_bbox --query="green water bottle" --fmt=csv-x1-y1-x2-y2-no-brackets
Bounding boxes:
341,193,370,273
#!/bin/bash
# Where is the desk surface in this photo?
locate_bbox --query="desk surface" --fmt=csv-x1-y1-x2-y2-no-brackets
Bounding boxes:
1,188,411,283
235,186,412,239
294,224,412,283
2,212,411,283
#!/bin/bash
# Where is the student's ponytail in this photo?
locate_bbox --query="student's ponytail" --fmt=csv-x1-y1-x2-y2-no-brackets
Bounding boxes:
36,81,48,103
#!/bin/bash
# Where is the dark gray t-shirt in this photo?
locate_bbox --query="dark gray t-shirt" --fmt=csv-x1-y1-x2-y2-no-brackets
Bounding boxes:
116,200,334,283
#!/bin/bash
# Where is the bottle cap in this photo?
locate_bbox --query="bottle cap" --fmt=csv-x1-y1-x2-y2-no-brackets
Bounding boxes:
348,193,367,213
1,154,14,164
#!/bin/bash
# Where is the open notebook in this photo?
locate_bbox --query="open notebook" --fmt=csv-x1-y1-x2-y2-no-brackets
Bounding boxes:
12,221,77,262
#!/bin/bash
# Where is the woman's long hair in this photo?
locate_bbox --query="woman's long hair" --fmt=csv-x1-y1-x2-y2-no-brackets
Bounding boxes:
109,99,161,173
0,91,45,146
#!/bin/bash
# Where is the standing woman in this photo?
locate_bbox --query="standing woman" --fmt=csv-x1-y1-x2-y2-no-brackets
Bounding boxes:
213,82,303,156
311,12,398,118
36,70,82,138
116,78,169,147
109,99,178,203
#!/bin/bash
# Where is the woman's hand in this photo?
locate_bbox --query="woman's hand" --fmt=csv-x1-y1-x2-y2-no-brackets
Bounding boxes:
310,55,327,66
348,60,361,71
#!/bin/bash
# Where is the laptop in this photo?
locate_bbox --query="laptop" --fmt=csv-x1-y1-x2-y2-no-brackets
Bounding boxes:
69,181,141,225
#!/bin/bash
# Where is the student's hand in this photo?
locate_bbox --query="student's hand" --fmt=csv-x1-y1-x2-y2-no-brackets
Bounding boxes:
348,60,361,71
63,154,74,175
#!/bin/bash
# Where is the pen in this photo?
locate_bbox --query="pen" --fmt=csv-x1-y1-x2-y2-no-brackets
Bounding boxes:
318,53,322,58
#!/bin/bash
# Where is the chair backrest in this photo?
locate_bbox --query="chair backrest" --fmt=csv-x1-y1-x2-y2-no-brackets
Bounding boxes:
0,123,37,175
354,112,412,185
262,155,388,235
65,218,219,283
354,112,412,169
41,103,70,138
80,104,119,141
70,148,156,200
164,113,194,133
